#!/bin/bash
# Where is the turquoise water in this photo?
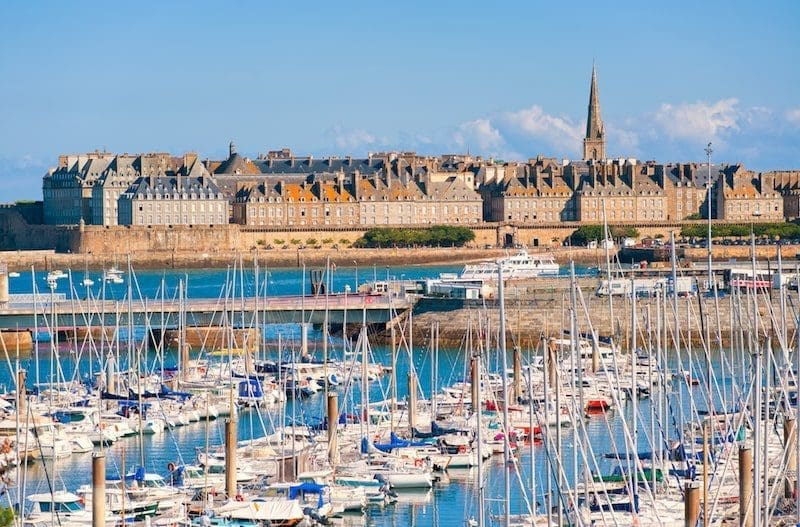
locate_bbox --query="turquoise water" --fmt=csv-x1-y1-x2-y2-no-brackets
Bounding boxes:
3,263,731,526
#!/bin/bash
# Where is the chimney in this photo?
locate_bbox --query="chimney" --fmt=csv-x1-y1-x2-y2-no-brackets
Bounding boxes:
307,155,313,166
229,141,237,157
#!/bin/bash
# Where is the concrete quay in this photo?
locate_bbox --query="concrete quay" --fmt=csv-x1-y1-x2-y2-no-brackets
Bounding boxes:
400,292,797,349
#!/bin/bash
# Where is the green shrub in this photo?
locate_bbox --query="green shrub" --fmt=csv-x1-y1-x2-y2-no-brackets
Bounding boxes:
290,238,301,245
0,507,14,527
569,225,640,246
354,225,476,248
321,238,334,245
680,222,800,239
274,238,285,245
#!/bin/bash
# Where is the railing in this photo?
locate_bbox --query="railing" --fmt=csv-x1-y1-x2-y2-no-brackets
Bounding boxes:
8,293,67,304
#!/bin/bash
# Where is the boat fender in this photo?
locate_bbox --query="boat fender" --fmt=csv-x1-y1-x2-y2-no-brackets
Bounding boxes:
561,407,569,415
458,445,467,454
167,462,176,473
414,458,423,468
365,296,374,304
235,493,244,502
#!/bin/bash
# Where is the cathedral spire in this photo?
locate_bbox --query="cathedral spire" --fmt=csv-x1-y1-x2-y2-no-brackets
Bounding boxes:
583,63,606,161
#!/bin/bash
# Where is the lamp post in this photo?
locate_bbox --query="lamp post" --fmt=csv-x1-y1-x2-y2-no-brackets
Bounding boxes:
352,260,358,293
705,142,713,294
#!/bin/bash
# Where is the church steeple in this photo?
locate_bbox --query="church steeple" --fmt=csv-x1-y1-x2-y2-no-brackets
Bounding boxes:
583,64,606,161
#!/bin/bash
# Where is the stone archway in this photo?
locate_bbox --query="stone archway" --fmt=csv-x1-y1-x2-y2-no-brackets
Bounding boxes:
496,224,518,248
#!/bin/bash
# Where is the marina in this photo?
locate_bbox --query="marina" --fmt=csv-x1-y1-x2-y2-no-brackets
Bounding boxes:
0,240,797,526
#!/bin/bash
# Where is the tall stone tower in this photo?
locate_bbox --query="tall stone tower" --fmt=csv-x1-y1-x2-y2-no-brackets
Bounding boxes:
583,64,606,161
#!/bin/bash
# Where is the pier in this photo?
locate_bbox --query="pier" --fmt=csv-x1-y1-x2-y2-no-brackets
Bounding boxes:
0,292,414,329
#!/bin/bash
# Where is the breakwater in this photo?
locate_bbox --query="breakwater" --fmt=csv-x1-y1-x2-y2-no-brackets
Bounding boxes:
400,290,796,348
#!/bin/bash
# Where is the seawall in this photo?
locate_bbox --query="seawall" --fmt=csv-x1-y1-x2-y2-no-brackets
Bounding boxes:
398,287,795,349
0,246,611,271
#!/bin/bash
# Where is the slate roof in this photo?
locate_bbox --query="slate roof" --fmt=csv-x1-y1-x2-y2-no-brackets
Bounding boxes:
126,174,222,197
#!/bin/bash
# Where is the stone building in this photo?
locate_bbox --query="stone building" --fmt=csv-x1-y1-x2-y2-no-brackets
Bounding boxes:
655,163,710,222
232,177,358,228
482,157,577,224
118,157,227,226
767,171,800,220
714,164,783,221
42,152,115,224
574,160,668,222
90,155,146,226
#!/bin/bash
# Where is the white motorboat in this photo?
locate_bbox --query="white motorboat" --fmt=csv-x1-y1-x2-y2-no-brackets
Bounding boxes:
460,250,559,280
46,270,68,281
103,267,124,284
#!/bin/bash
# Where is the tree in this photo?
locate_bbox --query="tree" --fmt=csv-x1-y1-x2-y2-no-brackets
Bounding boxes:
354,226,476,248
274,238,285,246
290,238,301,245
306,238,318,246
570,225,639,246
570,225,604,246
321,238,334,245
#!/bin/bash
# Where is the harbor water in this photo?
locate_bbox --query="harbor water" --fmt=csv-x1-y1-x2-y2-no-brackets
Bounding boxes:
1,263,748,526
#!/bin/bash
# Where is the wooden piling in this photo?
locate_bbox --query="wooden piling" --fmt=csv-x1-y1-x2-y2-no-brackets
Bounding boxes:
92,452,105,527
739,445,753,527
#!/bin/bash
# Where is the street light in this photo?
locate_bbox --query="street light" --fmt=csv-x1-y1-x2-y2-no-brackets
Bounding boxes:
352,260,358,293
705,142,713,293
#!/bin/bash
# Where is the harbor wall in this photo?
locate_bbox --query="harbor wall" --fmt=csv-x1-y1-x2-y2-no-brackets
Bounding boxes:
0,245,612,271
403,293,797,349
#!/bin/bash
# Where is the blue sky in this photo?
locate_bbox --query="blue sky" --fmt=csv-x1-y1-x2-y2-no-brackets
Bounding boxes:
1,1,798,200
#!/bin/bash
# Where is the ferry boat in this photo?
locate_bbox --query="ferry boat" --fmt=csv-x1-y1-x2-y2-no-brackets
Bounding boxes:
460,250,559,280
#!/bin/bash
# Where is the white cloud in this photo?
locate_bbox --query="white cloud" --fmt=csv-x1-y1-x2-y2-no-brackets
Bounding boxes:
319,98,799,170
652,98,740,143
327,125,377,151
606,122,640,155
452,119,505,151
497,105,583,155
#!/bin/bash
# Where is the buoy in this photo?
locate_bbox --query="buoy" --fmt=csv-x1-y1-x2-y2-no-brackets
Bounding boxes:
458,445,467,454
414,458,423,468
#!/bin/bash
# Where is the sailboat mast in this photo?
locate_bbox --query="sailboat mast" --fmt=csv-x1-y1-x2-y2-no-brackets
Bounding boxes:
750,232,761,527
497,262,511,527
